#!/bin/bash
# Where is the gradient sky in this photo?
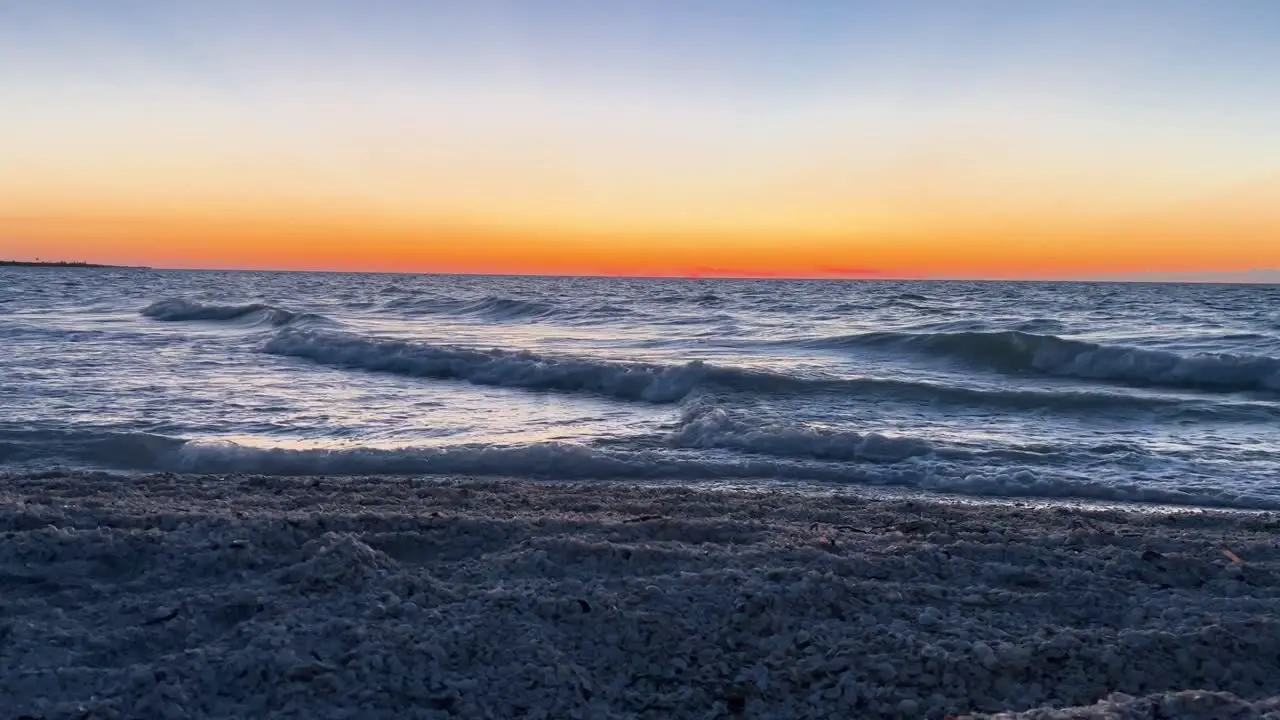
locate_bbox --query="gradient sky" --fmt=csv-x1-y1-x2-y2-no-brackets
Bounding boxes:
3,1,1279,277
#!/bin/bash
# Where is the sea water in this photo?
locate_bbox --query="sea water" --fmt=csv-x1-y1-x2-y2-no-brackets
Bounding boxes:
3,268,1279,508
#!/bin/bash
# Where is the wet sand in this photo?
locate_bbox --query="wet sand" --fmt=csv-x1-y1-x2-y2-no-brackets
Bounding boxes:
2,471,1279,719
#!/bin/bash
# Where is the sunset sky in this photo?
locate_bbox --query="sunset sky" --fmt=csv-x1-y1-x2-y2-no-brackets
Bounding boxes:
2,1,1278,278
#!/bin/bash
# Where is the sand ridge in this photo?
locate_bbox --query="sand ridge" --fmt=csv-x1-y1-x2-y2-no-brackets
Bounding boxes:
2,471,1279,719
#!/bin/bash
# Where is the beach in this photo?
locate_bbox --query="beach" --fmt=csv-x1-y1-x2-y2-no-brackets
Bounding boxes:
3,471,1278,719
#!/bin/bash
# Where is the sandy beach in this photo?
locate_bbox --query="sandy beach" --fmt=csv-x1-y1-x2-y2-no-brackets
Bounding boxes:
2,471,1279,719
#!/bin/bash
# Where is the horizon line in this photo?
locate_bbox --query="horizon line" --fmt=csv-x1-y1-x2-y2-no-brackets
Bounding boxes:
6,259,1279,285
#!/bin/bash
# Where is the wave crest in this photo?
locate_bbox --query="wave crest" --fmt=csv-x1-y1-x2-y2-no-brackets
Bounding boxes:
669,404,936,462
263,329,736,403
11,428,1278,510
386,295,559,321
142,299,322,328
152,439,1280,509
261,330,1280,418
823,330,1280,393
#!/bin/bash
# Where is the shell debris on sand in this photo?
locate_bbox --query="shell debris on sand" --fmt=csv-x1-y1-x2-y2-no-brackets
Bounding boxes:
1,471,1279,719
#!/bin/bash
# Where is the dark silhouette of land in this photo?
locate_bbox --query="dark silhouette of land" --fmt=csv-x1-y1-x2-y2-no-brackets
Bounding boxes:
1,260,147,269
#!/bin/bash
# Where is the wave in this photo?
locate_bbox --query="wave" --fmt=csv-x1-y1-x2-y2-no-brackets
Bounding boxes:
382,294,650,325
668,404,937,463
262,330,1277,419
459,297,557,320
823,377,1278,420
661,403,1166,466
0,427,185,466
262,329,779,403
142,299,324,328
1014,318,1068,334
814,330,1280,393
9,428,1279,510
386,295,558,321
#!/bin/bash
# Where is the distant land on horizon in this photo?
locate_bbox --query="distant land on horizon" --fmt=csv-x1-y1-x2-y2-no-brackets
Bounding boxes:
0,260,149,269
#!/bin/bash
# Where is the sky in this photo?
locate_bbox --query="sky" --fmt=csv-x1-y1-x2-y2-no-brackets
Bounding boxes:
2,1,1279,278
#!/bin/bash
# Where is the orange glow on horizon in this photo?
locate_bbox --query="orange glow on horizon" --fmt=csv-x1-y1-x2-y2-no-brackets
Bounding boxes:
4,202,1277,279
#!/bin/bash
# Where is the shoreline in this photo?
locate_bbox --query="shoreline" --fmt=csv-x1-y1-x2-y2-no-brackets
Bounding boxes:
3,471,1278,718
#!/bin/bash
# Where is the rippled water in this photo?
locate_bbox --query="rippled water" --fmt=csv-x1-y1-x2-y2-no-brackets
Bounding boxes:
4,267,1280,508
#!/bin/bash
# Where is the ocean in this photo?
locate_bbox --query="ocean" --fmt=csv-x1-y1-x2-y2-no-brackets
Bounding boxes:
3,267,1278,509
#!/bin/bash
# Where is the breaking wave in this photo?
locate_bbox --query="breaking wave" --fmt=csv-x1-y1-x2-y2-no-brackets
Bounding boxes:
261,329,1277,419
7,427,1278,510
814,330,1280,393
142,299,325,328
667,404,938,463
262,329,797,403
0,427,186,467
